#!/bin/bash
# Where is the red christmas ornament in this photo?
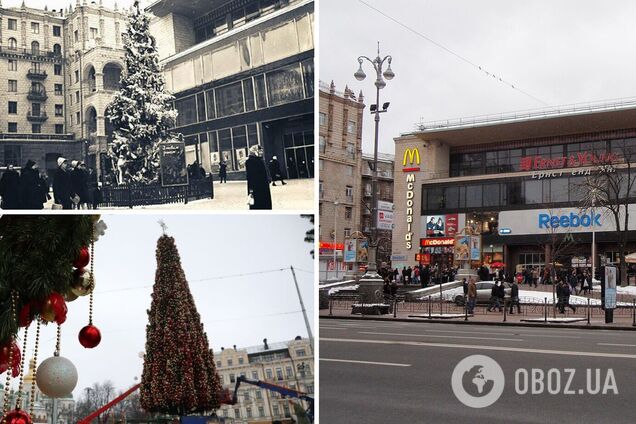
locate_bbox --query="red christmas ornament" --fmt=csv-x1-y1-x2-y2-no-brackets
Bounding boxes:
55,301,68,325
18,304,32,327
78,325,101,348
3,409,32,424
40,293,67,324
0,340,20,375
73,246,90,269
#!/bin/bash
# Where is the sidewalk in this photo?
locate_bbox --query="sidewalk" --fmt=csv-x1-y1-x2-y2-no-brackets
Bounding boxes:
321,301,636,330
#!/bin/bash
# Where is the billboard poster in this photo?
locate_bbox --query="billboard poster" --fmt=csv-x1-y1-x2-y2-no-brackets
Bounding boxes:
357,238,369,263
445,214,459,236
377,210,394,230
159,142,188,187
343,238,357,263
605,266,617,309
236,148,247,171
470,236,481,261
210,152,220,165
455,236,470,261
425,215,446,237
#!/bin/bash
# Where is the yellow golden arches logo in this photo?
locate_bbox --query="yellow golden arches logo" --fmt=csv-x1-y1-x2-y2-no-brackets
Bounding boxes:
403,148,421,166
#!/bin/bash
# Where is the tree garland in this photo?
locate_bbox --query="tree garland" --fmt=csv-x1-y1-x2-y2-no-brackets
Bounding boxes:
0,216,95,344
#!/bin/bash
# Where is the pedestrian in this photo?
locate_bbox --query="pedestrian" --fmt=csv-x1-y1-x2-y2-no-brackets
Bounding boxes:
0,164,21,209
559,280,576,313
71,161,89,209
487,281,503,312
532,267,539,287
18,160,44,210
53,157,74,210
245,145,272,210
509,280,521,314
413,266,420,285
462,278,468,297
568,270,578,295
422,265,430,287
268,155,287,186
467,278,477,314
219,161,228,183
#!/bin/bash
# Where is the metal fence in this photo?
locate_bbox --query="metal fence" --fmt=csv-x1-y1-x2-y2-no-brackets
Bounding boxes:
99,177,214,208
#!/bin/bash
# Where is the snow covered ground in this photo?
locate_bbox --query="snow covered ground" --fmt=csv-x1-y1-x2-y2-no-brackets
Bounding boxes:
42,178,314,211
593,285,636,296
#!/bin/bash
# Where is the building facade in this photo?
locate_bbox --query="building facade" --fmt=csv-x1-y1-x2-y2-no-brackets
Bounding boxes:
0,0,125,178
148,0,314,180
318,81,364,280
215,337,314,423
391,101,636,274
360,152,394,266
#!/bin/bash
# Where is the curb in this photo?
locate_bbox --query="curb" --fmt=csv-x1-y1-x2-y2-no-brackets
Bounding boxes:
319,314,636,331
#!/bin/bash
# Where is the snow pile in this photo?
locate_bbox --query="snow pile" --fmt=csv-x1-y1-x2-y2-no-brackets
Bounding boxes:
328,285,359,296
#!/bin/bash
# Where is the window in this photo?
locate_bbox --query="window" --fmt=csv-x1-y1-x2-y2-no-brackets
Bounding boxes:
8,123,17,133
266,64,304,106
302,59,314,98
215,82,244,117
345,207,352,220
238,357,244,365
54,84,63,95
76,112,80,125
286,366,293,377
90,27,98,39
8,80,17,92
243,391,250,401
272,405,279,417
4,146,20,166
54,64,62,76
216,361,221,367
8,19,17,31
55,124,64,134
246,407,252,418
31,124,41,134
319,112,327,126
74,30,79,42
8,102,17,114
347,120,356,134
265,369,273,379
344,228,352,238
175,96,197,126
346,165,353,176
55,104,63,116
31,41,40,56
8,60,17,72
283,404,290,417
258,406,264,417
345,185,353,199
53,44,62,56
255,389,262,400
254,74,267,108
251,371,258,380
319,136,326,153
234,409,240,419
53,25,61,37
31,103,41,116
229,373,235,383
76,91,80,103
346,143,355,159
8,38,17,50
276,368,283,380
243,79,255,111
75,70,79,83
227,358,233,366
31,22,39,34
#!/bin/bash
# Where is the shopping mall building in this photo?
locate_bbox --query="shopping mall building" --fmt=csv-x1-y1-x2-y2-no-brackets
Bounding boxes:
391,100,636,273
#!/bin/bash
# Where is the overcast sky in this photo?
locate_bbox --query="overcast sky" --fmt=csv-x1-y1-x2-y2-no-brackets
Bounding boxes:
14,214,314,398
320,0,636,154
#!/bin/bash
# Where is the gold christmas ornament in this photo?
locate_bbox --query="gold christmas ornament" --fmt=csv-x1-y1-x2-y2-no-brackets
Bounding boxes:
40,301,56,323
71,270,94,297
63,290,78,302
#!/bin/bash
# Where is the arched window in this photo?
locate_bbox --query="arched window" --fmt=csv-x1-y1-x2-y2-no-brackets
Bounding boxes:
31,41,40,56
53,43,61,56
8,38,17,50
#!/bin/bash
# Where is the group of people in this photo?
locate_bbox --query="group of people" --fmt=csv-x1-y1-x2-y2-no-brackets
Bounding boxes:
385,264,458,287
0,162,49,209
51,157,100,209
514,266,594,295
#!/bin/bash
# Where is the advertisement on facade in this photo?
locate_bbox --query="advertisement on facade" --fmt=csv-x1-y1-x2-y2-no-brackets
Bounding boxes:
470,236,481,261
377,210,394,230
455,235,481,261
445,214,459,236
343,238,357,263
159,142,188,187
425,215,446,237
498,206,636,236
605,266,617,309
357,239,369,262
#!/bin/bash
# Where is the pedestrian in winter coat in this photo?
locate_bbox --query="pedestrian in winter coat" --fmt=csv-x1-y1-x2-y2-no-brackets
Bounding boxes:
71,161,88,209
462,278,468,296
0,164,21,209
53,157,74,209
268,156,286,186
19,160,44,209
467,278,477,314
219,161,228,183
488,281,503,312
509,281,521,314
245,146,272,210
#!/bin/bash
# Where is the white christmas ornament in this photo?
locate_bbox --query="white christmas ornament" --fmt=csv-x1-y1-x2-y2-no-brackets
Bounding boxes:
36,356,78,398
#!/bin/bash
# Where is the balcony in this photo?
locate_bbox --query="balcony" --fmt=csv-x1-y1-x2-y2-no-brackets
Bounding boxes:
27,69,47,80
27,89,47,101
0,46,63,61
27,112,48,122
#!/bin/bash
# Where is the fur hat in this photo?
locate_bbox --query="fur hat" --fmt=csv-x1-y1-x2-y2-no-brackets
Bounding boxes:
71,160,79,167
57,157,67,167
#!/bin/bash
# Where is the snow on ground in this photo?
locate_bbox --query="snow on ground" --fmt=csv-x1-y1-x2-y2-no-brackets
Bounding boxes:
522,317,587,323
593,285,636,296
328,285,359,296
319,280,357,289
43,178,314,211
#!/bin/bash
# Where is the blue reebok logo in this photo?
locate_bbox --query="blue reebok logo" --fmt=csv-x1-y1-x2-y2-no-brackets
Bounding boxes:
538,212,601,229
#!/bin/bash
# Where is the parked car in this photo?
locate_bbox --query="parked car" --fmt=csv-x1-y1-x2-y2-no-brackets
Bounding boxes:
454,281,511,305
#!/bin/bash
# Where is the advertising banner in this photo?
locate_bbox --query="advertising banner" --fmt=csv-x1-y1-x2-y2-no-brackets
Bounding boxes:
377,210,394,230
425,215,446,237
377,200,393,211
455,236,470,261
159,142,188,187
357,239,369,263
445,214,459,236
343,238,357,263
470,236,481,261
605,266,617,309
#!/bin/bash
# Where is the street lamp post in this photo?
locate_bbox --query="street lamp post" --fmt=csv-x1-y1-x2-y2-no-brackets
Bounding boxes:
333,201,339,280
354,42,394,274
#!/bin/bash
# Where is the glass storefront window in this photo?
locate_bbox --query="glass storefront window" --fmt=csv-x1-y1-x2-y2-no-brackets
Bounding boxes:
524,180,542,204
216,82,244,118
482,183,500,207
175,96,197,127
243,79,255,111
206,90,216,120
255,74,268,109
247,123,259,148
302,59,314,98
196,93,206,122
465,185,482,208
266,64,304,106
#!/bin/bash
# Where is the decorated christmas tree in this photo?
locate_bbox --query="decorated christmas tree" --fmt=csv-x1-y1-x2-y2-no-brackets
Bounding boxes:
140,233,222,415
106,0,178,185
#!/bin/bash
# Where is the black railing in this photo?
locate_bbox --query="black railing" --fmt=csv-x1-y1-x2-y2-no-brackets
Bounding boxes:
26,112,48,122
0,133,74,140
27,89,47,101
0,46,63,60
99,177,214,208
27,69,47,79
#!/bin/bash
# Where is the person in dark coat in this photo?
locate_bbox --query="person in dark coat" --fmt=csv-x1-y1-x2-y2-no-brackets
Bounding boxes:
53,157,74,209
0,164,21,209
245,146,272,210
219,161,228,183
268,156,286,186
19,160,44,209
509,280,521,314
71,161,89,209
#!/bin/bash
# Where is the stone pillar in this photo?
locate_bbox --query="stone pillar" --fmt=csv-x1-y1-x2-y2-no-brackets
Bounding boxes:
95,71,104,91
96,115,105,137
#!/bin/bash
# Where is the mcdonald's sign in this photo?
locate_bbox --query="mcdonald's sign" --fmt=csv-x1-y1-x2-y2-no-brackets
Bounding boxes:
403,147,421,172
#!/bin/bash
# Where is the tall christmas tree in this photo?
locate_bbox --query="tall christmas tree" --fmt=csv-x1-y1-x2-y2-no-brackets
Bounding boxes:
106,0,177,185
140,233,222,415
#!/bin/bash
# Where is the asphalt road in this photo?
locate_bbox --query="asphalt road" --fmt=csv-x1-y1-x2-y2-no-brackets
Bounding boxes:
319,318,636,424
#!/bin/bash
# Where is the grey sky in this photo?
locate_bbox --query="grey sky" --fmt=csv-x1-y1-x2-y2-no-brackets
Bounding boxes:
15,214,314,398
320,0,636,154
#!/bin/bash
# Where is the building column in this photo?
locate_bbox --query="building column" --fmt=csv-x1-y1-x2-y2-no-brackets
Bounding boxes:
95,71,104,91
96,115,105,137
